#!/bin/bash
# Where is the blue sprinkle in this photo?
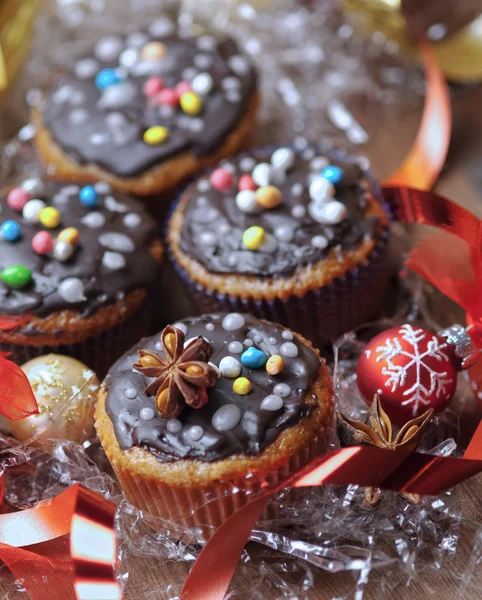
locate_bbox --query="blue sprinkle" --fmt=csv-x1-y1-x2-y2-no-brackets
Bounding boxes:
79,186,98,208
240,347,267,369
322,165,343,185
95,68,122,90
1,220,21,242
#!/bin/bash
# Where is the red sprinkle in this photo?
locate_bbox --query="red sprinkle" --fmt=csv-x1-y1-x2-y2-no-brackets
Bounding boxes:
210,168,234,191
175,81,191,97
238,174,257,191
143,76,165,97
7,187,30,212
158,88,179,107
32,231,54,255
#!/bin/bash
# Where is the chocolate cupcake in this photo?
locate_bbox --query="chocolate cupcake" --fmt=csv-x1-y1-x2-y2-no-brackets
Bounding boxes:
0,177,162,374
167,143,390,347
33,17,258,199
95,313,333,536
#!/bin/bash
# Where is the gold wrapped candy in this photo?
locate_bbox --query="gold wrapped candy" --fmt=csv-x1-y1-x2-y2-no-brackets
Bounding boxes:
0,0,37,101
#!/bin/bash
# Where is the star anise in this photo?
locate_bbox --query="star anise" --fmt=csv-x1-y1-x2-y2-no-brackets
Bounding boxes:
133,325,218,419
338,395,433,505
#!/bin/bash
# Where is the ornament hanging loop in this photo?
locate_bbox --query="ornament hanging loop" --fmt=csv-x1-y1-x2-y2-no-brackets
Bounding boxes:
438,324,478,369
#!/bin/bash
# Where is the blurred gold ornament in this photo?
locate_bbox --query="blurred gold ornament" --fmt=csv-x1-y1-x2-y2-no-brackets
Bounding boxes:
342,0,482,82
9,354,99,444
0,0,37,101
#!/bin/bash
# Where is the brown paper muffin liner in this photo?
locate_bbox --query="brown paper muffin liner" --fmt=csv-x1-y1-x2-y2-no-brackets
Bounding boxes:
0,293,156,377
104,430,328,540
169,227,390,349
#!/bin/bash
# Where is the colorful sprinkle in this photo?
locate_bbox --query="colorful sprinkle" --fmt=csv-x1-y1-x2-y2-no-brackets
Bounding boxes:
57,227,79,246
158,88,178,107
191,72,213,96
280,341,299,358
1,265,32,288
32,231,54,255
260,394,284,411
1,220,21,242
322,165,343,184
179,91,203,115
95,68,122,90
235,190,259,213
79,186,98,208
141,41,167,61
40,207,61,229
242,226,265,251
222,313,245,331
175,81,191,97
309,176,334,204
22,199,46,223
7,188,30,212
58,278,86,303
143,125,169,145
255,185,282,209
252,163,271,187
266,355,285,375
238,174,256,191
212,404,242,431
241,347,267,369
54,240,75,262
210,168,234,191
233,377,251,395
271,147,295,171
143,76,164,96
218,356,241,378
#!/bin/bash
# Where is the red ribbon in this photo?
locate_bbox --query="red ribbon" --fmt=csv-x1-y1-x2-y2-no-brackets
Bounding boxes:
0,479,121,600
0,315,38,420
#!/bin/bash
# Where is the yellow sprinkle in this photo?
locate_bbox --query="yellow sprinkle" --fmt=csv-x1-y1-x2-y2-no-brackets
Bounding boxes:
233,377,251,395
39,207,61,229
143,126,169,145
266,354,285,375
180,91,203,115
57,227,79,245
242,226,265,251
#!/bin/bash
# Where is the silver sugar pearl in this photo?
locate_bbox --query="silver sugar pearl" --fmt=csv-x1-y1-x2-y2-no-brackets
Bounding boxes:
261,394,284,411
274,383,291,398
124,388,137,399
212,404,242,432
140,407,155,421
167,419,182,434
188,425,204,441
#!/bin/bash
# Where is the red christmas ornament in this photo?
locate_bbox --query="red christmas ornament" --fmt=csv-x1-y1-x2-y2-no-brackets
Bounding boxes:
356,323,476,424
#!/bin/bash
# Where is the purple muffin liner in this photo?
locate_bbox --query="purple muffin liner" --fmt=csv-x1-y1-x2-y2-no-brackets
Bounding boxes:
168,227,390,349
0,292,157,378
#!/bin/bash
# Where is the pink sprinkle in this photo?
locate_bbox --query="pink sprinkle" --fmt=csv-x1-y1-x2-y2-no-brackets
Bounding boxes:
143,76,165,96
32,231,54,255
158,88,179,107
210,168,234,191
175,81,191,97
238,174,257,191
7,188,30,212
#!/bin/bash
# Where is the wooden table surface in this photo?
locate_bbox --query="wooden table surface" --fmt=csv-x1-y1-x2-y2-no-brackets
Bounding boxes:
2,35,482,600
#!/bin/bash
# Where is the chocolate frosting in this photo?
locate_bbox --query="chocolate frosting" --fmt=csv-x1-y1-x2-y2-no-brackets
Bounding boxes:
0,180,159,319
42,19,256,178
178,146,381,277
104,313,322,462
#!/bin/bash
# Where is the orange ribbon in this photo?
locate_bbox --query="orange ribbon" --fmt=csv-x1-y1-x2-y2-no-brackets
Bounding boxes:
0,479,121,600
0,315,38,420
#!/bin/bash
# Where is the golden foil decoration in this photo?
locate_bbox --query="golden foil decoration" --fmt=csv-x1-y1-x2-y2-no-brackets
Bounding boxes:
342,0,482,82
0,0,37,101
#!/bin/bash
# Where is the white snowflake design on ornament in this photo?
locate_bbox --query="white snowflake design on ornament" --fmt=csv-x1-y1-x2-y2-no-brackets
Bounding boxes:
375,324,452,414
